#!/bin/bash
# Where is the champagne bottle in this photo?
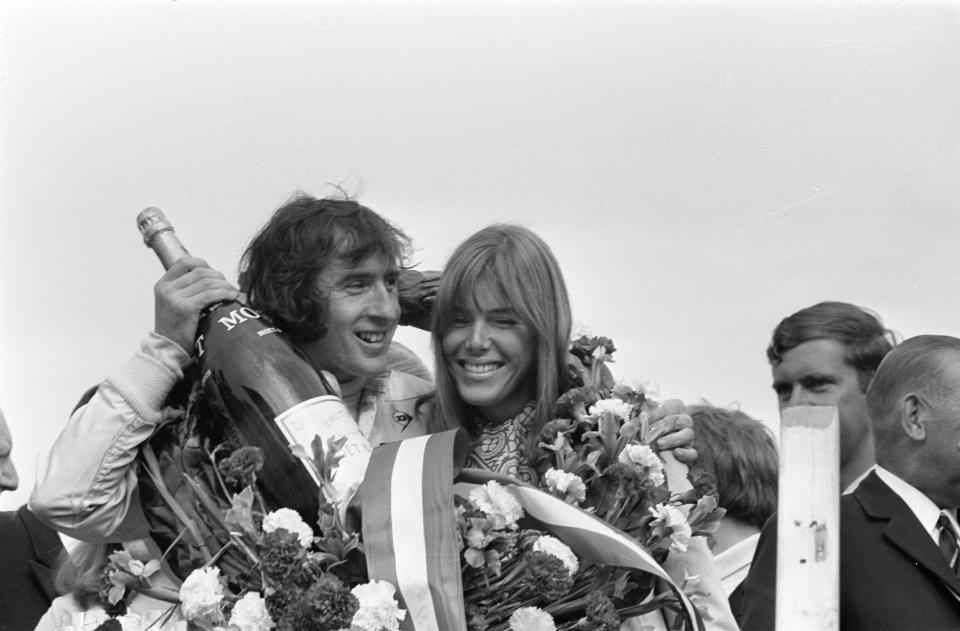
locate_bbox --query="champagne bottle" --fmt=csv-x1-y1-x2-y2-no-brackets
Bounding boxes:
136,207,371,525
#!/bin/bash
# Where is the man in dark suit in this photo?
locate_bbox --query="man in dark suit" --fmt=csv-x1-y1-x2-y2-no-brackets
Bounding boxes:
744,335,960,629
0,408,63,631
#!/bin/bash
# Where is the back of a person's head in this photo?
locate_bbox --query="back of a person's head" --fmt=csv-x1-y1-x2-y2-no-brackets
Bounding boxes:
867,334,960,453
54,542,112,608
767,301,897,389
239,193,411,345
688,404,779,529
431,223,571,433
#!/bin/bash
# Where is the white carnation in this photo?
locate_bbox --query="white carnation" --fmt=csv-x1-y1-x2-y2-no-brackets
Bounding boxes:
532,535,579,575
350,580,406,631
179,566,224,622
543,468,586,504
618,444,665,486
262,508,313,548
228,592,274,631
469,481,524,530
509,606,556,631
588,398,633,421
618,443,658,467
650,503,692,552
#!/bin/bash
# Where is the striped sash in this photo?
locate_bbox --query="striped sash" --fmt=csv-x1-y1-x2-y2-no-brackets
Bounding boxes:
360,429,704,631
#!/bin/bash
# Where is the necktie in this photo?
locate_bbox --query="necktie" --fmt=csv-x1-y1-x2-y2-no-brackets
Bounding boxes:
937,511,960,574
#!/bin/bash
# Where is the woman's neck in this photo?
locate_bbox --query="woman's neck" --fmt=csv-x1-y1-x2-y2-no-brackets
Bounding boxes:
478,402,531,424
476,387,539,425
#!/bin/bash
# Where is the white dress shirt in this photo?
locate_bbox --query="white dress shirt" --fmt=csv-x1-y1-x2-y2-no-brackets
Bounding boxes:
714,531,760,597
873,466,952,546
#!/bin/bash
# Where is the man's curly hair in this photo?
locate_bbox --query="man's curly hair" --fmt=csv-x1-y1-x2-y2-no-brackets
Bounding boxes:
238,193,411,345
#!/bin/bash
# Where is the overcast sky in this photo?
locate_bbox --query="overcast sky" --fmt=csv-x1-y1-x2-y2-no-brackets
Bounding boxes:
1,0,958,510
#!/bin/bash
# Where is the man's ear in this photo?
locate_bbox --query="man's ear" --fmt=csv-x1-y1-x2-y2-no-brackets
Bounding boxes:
900,393,926,441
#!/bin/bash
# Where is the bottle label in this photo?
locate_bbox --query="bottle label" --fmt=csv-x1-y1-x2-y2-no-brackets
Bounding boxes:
215,306,263,331
275,396,373,501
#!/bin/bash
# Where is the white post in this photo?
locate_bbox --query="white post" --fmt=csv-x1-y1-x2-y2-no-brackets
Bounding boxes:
776,405,840,631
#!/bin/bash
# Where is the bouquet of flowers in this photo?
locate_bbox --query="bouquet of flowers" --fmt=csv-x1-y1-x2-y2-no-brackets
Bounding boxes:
456,479,678,631
540,334,724,554
448,334,725,631
92,332,721,631
93,423,407,631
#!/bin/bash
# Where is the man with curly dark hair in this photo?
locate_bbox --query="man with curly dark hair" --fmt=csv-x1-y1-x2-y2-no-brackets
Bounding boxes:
31,194,435,545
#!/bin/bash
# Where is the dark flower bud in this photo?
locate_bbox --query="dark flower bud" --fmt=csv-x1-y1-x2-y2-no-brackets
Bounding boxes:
218,446,266,489
258,529,310,585
584,591,620,631
525,551,575,600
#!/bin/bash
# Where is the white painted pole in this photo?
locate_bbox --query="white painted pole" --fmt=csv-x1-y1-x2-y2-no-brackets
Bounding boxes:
775,405,840,631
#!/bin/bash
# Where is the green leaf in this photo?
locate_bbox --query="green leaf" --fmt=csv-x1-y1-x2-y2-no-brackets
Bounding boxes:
687,495,726,536
107,550,133,570
584,449,603,475
612,570,632,600
465,547,486,569
141,559,161,579
289,443,312,461
485,550,502,577
224,486,257,537
108,584,126,605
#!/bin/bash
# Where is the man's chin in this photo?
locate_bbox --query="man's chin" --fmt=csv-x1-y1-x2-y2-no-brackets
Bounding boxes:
357,358,391,379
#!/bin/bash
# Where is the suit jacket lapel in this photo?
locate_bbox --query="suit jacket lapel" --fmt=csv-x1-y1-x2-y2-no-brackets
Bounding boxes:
886,510,960,595
16,505,63,601
856,472,960,596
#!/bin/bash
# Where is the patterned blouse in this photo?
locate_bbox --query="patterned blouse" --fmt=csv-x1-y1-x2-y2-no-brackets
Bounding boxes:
464,403,539,485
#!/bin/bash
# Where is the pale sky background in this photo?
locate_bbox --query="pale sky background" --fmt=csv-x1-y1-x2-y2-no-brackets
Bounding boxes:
1,0,958,511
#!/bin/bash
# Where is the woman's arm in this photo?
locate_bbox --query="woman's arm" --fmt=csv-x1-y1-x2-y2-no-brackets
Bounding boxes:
659,451,740,631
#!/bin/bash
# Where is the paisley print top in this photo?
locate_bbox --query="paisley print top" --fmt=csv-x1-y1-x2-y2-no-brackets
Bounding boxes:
464,403,539,484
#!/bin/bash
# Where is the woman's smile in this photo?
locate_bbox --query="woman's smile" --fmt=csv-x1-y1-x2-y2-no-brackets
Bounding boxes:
458,360,506,375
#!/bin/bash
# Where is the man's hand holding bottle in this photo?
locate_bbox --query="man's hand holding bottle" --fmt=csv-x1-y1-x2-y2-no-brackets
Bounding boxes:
153,256,239,353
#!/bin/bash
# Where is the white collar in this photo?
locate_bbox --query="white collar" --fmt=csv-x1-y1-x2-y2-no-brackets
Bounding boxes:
713,532,760,583
842,464,875,495
714,531,760,563
874,466,950,544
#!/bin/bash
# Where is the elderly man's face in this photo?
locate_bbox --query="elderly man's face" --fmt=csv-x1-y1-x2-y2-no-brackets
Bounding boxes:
915,351,960,508
0,408,19,493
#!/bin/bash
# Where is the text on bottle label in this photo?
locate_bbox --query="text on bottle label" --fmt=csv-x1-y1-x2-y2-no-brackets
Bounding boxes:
217,306,263,331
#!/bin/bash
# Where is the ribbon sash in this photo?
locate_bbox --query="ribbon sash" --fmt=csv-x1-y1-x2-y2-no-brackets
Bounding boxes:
362,429,704,631
361,431,466,631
